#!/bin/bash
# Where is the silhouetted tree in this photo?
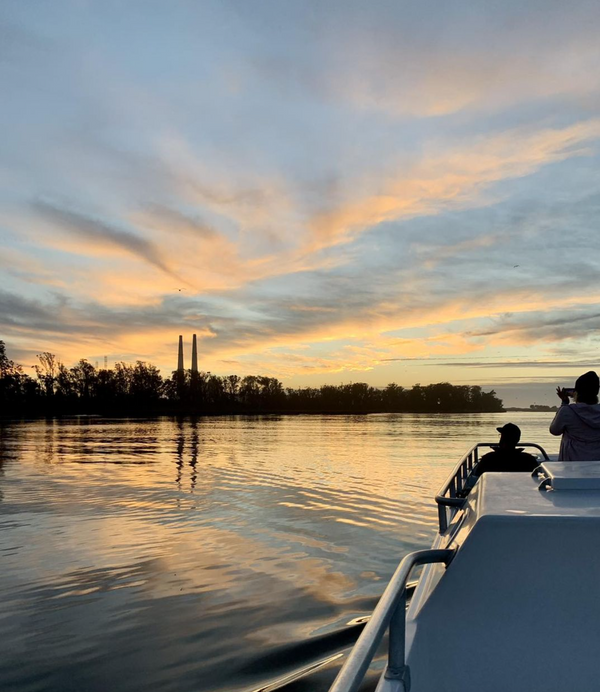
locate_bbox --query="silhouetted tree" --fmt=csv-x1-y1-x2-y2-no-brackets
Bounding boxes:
0,341,26,406
223,374,240,404
56,363,75,399
34,352,60,397
70,360,97,400
131,361,163,404
0,341,504,417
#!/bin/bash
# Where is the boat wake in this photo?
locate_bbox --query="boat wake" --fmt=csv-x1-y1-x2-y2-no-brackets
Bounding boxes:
243,582,418,692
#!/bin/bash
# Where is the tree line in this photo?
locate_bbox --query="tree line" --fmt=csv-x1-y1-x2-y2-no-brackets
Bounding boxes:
0,341,504,416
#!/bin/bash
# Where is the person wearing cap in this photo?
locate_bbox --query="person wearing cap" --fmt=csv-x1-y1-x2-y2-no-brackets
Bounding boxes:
550,370,600,461
472,423,538,477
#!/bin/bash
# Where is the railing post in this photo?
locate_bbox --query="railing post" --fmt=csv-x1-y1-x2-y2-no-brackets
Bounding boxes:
328,549,453,692
438,502,447,533
384,587,411,690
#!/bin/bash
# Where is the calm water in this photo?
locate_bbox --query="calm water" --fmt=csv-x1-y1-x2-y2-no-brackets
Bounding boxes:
0,413,558,692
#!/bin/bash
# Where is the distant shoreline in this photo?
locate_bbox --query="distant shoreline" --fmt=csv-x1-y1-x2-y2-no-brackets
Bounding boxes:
1,345,505,417
0,408,509,422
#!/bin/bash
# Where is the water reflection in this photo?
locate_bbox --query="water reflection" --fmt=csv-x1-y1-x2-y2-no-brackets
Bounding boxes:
0,414,559,692
190,420,198,493
175,419,184,491
173,418,200,493
58,419,162,464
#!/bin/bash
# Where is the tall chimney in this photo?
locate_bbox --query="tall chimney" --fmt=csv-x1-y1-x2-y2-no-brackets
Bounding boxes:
177,335,184,371
191,334,198,373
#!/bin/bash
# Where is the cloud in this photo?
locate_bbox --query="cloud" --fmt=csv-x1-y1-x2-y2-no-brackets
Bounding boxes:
1,252,599,382
412,234,501,269
2,1,600,387
303,119,600,253
0,288,223,372
417,360,600,369
327,27,600,118
470,306,600,345
246,0,600,118
0,247,69,288
32,201,186,283
0,289,62,333
137,205,218,240
5,203,600,380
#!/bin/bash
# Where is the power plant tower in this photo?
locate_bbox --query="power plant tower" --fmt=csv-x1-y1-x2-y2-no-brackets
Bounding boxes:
191,334,198,373
177,335,184,371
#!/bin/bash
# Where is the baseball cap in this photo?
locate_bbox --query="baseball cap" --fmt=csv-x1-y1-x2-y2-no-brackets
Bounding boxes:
496,422,521,443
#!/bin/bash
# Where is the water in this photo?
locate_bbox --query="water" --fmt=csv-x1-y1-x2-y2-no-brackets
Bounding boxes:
0,413,558,692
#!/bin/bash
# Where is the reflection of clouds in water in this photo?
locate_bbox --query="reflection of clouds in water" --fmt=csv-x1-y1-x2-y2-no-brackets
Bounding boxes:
1,514,365,691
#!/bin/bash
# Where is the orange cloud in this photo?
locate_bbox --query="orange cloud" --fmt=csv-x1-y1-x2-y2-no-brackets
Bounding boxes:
16,119,600,312
6,277,599,380
304,119,600,253
188,284,600,379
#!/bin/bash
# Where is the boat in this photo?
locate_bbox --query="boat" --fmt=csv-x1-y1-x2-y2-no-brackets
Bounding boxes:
329,442,600,692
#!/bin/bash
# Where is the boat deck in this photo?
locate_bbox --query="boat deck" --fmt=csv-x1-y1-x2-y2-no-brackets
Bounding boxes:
330,456,600,692
403,462,600,692
472,464,600,516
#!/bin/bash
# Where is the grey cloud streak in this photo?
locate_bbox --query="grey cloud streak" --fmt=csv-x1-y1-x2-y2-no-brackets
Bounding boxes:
31,201,187,284
419,360,599,369
471,309,600,343
142,205,218,240
0,267,401,363
0,289,63,333
0,288,212,338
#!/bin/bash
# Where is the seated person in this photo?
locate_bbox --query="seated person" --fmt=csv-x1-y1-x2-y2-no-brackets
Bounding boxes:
473,423,539,477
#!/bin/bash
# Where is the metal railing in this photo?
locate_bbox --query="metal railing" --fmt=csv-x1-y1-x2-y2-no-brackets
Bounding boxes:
329,549,454,692
435,442,549,532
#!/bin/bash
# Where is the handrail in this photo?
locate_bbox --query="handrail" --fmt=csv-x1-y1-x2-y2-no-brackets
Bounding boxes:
329,548,454,692
435,442,550,532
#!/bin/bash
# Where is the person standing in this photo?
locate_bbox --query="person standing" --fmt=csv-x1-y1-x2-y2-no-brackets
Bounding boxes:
550,371,600,461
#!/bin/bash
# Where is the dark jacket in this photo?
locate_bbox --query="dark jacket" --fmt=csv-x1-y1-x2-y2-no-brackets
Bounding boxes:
473,448,539,477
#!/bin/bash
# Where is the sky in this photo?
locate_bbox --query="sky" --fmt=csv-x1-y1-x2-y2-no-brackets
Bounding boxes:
2,0,600,406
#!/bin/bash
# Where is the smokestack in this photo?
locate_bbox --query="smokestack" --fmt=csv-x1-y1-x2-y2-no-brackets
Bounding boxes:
191,334,198,373
177,335,184,371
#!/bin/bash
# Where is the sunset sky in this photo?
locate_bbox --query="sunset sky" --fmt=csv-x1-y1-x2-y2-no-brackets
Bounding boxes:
2,0,600,406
